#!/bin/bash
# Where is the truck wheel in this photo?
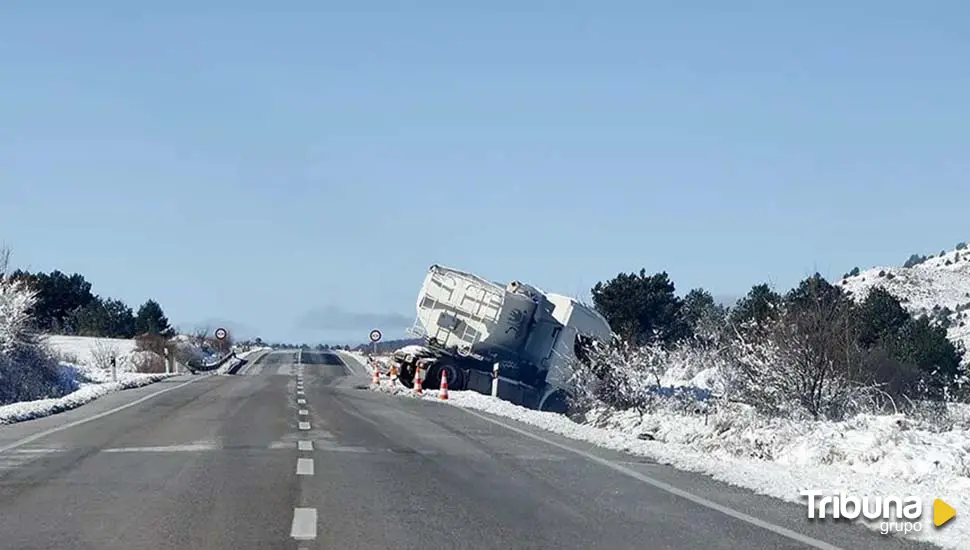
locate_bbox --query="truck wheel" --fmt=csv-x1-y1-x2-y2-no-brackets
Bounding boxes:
538,391,570,415
430,362,464,391
397,363,415,388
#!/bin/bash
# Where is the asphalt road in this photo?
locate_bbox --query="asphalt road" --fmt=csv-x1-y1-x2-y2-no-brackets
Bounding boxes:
0,350,939,550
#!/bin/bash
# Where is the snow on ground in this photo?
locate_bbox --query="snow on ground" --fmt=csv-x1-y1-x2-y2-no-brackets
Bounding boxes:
0,370,175,425
369,379,969,548
0,334,205,425
44,335,137,369
840,242,970,362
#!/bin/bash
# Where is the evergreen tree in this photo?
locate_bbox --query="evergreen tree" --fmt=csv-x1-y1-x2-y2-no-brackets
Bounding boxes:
854,287,909,348
680,288,727,344
8,269,95,332
70,297,137,338
591,269,688,346
727,283,782,330
134,299,174,337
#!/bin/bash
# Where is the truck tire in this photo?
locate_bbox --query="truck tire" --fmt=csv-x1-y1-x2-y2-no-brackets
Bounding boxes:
397,363,415,388
538,390,570,415
429,362,465,391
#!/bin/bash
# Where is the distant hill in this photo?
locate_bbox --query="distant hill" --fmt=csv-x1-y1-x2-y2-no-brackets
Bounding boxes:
353,337,423,355
839,240,970,359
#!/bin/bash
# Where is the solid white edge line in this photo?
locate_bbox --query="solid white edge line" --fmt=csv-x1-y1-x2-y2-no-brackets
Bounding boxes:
296,457,314,475
457,408,846,550
290,507,317,540
0,376,202,454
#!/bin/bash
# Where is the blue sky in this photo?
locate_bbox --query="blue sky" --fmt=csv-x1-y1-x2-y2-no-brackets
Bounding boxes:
1,1,967,344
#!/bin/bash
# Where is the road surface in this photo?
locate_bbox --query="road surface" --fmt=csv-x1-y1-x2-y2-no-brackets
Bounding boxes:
0,350,938,549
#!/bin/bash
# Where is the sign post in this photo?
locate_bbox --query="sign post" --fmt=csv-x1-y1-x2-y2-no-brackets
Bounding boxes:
492,362,500,397
369,329,382,355
215,327,228,356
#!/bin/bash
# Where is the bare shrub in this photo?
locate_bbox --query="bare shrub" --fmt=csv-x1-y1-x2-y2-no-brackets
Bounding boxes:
90,340,120,371
193,326,210,347
565,337,719,417
135,333,168,356
128,350,166,373
722,287,876,421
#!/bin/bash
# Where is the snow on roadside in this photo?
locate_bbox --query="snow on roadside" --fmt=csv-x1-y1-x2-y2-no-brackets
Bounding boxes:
0,370,176,425
369,382,969,549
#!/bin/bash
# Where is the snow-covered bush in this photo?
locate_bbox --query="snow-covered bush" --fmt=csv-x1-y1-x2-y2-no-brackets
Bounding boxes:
126,350,166,373
89,339,121,371
566,338,718,417
0,276,74,405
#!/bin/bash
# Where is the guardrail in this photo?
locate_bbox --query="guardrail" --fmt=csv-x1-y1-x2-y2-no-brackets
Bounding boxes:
225,357,248,375
190,352,238,373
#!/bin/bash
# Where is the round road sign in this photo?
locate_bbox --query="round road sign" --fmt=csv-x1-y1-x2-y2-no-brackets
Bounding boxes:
215,328,228,340
369,329,382,343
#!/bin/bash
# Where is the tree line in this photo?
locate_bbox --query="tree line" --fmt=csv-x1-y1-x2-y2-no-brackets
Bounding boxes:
587,269,966,419
4,269,175,339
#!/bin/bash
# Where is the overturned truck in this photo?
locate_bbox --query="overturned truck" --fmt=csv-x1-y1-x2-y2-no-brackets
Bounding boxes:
391,265,614,413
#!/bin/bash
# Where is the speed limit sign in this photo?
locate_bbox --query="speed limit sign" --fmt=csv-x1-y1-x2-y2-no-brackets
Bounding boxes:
369,329,382,343
215,328,228,340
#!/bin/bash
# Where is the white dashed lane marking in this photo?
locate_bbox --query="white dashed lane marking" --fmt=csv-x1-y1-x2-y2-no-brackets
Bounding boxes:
298,440,313,451
297,398,306,405
299,409,309,416
296,458,314,476
290,508,317,541
299,421,311,430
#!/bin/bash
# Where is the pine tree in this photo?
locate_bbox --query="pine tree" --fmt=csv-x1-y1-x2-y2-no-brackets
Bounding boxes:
134,299,174,337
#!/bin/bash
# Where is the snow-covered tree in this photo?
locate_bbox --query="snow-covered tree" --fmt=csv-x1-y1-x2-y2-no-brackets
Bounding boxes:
0,267,69,405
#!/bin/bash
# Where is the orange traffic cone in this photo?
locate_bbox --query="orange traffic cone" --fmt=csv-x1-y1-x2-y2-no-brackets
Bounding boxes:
439,369,448,400
414,363,424,395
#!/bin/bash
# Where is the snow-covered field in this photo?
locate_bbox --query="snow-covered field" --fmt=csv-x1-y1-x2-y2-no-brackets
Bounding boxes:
369,373,969,549
44,335,139,369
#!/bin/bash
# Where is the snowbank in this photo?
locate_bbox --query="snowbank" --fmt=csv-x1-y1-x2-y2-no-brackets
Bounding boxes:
0,369,175,424
370,382,969,548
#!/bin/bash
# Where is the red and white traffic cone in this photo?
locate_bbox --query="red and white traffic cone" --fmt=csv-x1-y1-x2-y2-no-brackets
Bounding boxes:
372,365,381,386
439,369,448,400
414,363,424,395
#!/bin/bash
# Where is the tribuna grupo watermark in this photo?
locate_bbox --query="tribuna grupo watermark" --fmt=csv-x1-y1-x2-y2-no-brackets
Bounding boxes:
801,490,956,536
